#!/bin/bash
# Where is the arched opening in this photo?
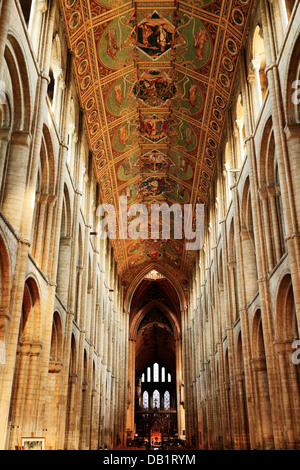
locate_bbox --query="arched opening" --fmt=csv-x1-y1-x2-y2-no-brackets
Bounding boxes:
79,349,89,450
0,235,11,375
7,277,42,449
74,225,83,324
31,126,56,266
126,267,185,449
259,120,286,271
48,34,64,122
64,334,77,450
235,94,246,166
251,309,274,449
224,349,233,449
19,0,33,26
275,274,300,448
56,184,72,306
241,176,258,302
228,219,239,323
236,332,250,449
1,34,32,230
250,25,268,117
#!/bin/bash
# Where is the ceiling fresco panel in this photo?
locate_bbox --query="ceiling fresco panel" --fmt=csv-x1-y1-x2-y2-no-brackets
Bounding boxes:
60,0,254,282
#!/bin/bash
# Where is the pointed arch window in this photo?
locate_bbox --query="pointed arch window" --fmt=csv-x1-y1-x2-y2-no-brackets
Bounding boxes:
161,367,166,382
168,373,172,383
153,363,159,382
153,390,160,409
147,367,151,382
164,391,170,410
143,391,149,409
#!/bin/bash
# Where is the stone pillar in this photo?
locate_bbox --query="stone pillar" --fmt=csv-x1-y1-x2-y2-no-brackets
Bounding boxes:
56,236,72,305
0,0,13,75
284,124,300,237
21,342,43,436
126,338,136,440
8,341,32,449
28,0,48,57
262,0,300,331
268,185,283,263
41,195,57,276
251,58,263,110
275,340,299,448
1,131,32,232
33,194,48,264
277,0,289,29
240,229,258,303
0,128,11,188
251,358,274,449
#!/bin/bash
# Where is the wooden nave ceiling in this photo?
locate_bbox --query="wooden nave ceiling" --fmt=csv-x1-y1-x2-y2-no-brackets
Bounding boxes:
59,0,253,285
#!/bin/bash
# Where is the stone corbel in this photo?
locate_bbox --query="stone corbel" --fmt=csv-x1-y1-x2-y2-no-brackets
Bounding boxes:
240,228,251,241
251,357,266,371
0,307,10,329
274,339,294,355
30,342,43,357
19,341,32,357
10,131,32,148
284,123,300,140
0,127,11,142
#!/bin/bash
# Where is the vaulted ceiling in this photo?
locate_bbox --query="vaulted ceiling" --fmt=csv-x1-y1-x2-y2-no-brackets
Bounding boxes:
60,0,253,284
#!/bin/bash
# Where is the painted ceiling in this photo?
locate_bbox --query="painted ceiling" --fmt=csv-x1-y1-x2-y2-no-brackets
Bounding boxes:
59,0,253,285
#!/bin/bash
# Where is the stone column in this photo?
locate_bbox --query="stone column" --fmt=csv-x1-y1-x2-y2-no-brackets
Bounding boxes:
22,342,43,436
284,124,300,236
251,358,274,449
0,0,13,75
28,0,48,57
42,195,57,276
236,118,245,164
275,340,299,448
262,0,300,330
1,131,32,232
277,0,289,29
33,194,48,265
236,369,250,449
0,128,11,188
258,188,274,273
252,58,263,110
56,236,72,305
8,341,32,449
268,185,283,263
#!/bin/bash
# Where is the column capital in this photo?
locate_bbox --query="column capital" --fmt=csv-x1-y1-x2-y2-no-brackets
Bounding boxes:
36,0,48,13
0,308,10,329
251,58,261,72
0,127,11,142
19,341,32,356
30,342,43,357
47,195,57,207
251,357,266,371
39,194,48,206
258,186,269,200
10,131,32,148
284,123,300,140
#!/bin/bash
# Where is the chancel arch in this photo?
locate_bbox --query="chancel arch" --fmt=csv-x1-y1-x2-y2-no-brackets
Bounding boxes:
126,268,185,448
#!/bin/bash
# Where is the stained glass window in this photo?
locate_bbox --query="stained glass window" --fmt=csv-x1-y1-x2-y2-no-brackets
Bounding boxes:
168,373,171,383
164,391,170,410
153,363,159,382
143,391,149,409
153,390,160,409
161,367,165,382
147,367,151,382
141,373,145,382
